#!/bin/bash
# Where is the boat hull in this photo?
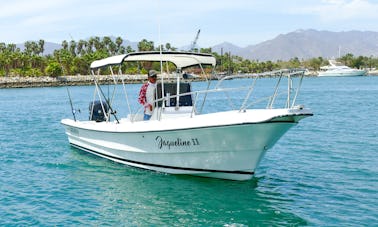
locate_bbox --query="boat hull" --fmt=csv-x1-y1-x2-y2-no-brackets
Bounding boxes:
61,112,306,180
318,69,366,77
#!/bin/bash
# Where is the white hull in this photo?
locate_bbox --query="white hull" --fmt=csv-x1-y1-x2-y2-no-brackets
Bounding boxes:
62,109,311,181
318,70,366,77
61,52,313,181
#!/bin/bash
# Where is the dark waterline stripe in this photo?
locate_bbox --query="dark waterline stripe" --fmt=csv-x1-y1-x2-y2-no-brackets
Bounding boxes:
70,143,254,175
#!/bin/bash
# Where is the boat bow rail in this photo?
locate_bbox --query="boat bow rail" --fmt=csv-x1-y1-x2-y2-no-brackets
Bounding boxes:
210,68,308,113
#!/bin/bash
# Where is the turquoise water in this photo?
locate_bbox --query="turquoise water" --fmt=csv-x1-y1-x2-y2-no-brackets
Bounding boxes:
1,77,377,226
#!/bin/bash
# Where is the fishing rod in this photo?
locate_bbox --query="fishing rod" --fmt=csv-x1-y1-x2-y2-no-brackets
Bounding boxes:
66,87,78,121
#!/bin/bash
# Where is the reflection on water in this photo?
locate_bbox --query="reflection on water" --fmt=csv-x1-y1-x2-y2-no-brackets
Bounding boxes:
62,148,306,226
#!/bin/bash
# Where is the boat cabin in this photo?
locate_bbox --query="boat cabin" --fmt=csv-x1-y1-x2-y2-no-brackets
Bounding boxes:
156,82,193,107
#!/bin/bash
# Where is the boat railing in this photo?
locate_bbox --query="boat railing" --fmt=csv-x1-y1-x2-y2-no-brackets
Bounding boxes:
129,68,306,122
130,86,250,122
214,69,306,111
129,69,305,122
90,62,305,123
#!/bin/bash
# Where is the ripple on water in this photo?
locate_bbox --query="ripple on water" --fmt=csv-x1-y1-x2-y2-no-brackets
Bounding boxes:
1,78,378,226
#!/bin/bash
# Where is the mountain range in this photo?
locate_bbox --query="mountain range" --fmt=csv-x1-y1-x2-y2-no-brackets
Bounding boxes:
16,29,378,61
212,29,378,61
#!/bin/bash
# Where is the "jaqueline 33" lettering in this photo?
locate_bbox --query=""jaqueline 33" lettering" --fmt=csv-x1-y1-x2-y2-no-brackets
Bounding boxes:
155,136,200,149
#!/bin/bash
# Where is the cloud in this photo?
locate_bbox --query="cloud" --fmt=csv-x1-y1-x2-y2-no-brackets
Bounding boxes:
301,0,378,21
0,0,72,18
2,0,378,46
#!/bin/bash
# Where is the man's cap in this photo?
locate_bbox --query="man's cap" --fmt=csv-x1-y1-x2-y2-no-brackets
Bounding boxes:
148,70,157,77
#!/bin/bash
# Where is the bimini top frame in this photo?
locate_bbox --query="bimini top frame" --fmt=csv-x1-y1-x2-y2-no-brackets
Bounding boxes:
90,51,216,71
88,51,216,123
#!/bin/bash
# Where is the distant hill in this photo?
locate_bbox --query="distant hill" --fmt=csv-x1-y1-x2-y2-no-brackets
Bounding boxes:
212,29,378,61
211,42,245,56
16,42,61,55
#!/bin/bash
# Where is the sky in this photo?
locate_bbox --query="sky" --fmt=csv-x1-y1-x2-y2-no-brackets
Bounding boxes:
1,0,378,48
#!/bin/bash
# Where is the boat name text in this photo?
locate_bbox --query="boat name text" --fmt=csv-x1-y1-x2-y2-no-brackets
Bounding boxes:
155,136,200,149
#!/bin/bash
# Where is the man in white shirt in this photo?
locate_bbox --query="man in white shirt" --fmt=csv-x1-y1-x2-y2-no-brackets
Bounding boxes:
138,70,157,120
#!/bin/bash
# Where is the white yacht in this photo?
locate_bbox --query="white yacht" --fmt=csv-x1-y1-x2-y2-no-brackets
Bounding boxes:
318,60,366,77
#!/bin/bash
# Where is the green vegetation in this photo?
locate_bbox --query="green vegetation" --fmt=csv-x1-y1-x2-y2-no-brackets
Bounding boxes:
1,37,378,77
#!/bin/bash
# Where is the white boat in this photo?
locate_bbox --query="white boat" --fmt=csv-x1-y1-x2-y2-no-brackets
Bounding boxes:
318,60,366,77
61,51,313,181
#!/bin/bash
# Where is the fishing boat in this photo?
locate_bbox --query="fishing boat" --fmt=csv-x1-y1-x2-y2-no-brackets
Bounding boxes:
61,51,313,181
318,60,366,77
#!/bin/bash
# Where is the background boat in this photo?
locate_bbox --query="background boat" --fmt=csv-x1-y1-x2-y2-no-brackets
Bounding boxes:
318,60,366,77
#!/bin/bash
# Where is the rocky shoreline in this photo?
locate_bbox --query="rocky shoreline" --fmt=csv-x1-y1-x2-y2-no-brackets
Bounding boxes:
0,75,157,88
1,72,376,88
0,74,216,88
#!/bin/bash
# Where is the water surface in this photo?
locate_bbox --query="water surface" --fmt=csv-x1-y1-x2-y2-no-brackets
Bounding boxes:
1,76,377,226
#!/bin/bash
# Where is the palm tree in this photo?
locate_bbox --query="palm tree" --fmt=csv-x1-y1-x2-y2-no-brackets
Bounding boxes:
86,39,94,53
24,41,33,55
126,46,134,53
137,39,154,51
93,36,102,51
61,40,69,51
115,37,123,53
108,42,117,55
77,39,86,56
137,39,154,70
165,43,171,51
339,53,354,67
38,39,45,55
102,36,112,47
69,40,77,56
0,43,6,52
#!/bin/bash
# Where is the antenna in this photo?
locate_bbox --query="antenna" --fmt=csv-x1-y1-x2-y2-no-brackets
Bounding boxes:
190,29,201,52
157,0,165,117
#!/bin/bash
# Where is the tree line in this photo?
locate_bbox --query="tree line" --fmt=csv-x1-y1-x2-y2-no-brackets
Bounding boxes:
1,36,378,77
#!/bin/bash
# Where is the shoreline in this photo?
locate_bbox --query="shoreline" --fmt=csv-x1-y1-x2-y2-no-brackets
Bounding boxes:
0,74,220,88
0,75,160,88
1,72,376,88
